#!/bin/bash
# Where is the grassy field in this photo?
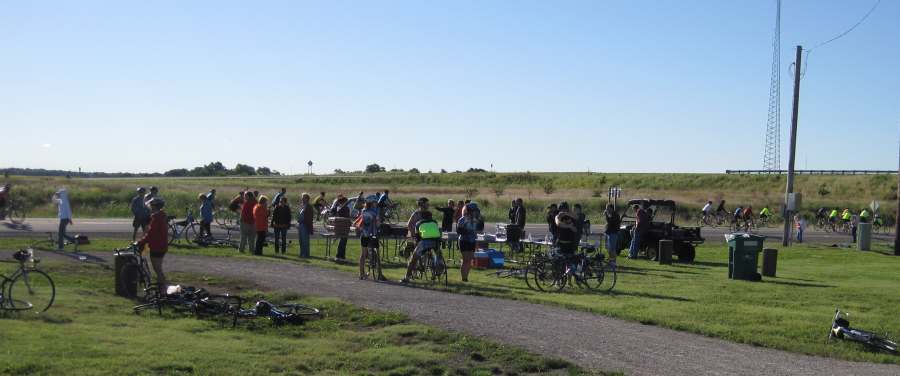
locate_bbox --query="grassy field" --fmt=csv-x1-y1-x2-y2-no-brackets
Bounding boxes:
3,235,898,365
2,172,895,223
0,259,595,376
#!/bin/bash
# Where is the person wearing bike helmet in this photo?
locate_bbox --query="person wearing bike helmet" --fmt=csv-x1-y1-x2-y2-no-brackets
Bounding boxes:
131,187,150,241
456,202,483,282
143,186,159,209
407,197,430,237
198,189,216,239
136,198,169,287
358,195,384,280
401,210,442,283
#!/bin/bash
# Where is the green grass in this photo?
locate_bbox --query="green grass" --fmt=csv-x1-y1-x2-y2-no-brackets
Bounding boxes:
4,235,899,364
3,172,894,223
0,259,596,375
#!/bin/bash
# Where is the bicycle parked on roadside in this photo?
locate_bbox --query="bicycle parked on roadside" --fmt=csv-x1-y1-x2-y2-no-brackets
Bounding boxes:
0,249,56,313
167,208,200,244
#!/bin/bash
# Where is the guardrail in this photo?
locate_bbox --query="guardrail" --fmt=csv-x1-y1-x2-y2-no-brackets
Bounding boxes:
726,170,895,175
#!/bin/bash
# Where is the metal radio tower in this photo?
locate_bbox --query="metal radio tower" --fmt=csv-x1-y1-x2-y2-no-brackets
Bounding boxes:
763,0,781,171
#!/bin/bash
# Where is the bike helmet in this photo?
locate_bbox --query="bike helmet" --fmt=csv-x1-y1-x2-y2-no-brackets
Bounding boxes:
558,201,570,211
136,187,146,193
254,300,273,316
417,197,429,205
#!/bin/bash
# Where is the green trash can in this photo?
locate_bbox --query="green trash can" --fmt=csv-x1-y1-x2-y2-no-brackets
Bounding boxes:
725,233,765,281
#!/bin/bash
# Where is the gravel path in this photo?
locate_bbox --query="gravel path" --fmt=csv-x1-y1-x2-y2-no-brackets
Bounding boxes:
31,251,900,376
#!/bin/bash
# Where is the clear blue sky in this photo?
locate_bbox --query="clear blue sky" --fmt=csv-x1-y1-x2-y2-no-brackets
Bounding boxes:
2,1,897,174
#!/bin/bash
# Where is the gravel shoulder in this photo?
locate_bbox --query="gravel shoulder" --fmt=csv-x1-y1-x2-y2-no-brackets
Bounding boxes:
28,250,900,376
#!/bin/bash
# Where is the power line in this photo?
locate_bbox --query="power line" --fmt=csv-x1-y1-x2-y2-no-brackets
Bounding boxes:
810,0,882,51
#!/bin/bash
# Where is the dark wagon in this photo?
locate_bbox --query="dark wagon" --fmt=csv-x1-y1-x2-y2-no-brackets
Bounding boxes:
617,199,704,263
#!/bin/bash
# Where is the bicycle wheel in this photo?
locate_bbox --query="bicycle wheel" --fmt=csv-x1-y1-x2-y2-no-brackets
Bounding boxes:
277,303,321,317
7,269,56,313
184,222,200,243
119,261,150,300
523,254,544,291
367,249,380,280
168,224,178,245
532,257,566,292
870,336,898,354
9,204,26,224
582,259,605,290
433,252,448,286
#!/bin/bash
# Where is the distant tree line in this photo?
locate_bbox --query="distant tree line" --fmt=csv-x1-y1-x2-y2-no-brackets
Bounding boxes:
331,163,488,175
2,161,280,178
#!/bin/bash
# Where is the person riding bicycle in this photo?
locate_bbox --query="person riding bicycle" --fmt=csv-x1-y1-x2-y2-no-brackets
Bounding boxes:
715,200,727,216
841,208,852,225
136,198,169,289
701,201,713,222
859,209,871,223
401,210,443,283
742,206,755,227
759,206,771,221
358,195,384,280
733,206,744,225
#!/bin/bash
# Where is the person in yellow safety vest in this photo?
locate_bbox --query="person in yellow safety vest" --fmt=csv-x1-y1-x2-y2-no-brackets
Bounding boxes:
859,209,870,223
829,209,839,222
401,210,443,283
759,207,771,219
841,209,852,222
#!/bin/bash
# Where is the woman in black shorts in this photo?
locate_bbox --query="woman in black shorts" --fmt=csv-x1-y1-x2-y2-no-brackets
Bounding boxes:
456,203,483,282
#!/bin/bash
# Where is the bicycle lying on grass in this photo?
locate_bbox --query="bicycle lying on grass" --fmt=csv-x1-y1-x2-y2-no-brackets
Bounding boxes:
829,308,897,354
0,249,56,313
132,284,320,327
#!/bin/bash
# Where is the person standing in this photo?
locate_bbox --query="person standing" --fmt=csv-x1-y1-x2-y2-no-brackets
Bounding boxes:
453,200,464,224
603,204,620,268
199,189,215,239
358,196,384,280
512,198,527,228
271,196,292,255
53,188,76,251
630,204,649,259
508,198,526,254
334,196,351,260
297,193,314,258
271,188,286,209
143,186,160,209
456,202,483,282
546,203,559,244
434,199,456,233
794,214,805,243
253,196,269,255
131,187,150,241
554,202,580,254
239,191,257,253
137,198,169,287
573,204,587,239
851,213,860,244
313,191,327,221
507,200,517,223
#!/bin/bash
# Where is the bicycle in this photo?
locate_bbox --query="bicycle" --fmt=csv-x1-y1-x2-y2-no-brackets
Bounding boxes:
413,245,448,286
529,251,569,292
0,249,56,313
214,208,238,227
829,308,897,354
363,237,383,281
381,203,402,224
572,250,617,292
168,208,200,245
115,243,154,302
234,300,321,326
697,213,717,228
0,199,26,224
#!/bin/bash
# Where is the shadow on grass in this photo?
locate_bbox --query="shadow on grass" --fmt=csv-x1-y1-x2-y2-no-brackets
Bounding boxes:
607,290,693,302
690,260,729,268
760,279,834,288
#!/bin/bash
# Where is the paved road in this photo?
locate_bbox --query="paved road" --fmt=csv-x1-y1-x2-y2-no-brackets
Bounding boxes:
24,250,900,376
1,218,890,246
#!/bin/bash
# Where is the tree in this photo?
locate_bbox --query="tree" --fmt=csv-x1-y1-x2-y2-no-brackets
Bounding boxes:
189,166,207,176
408,168,420,174
440,169,447,174
256,166,272,176
233,163,256,176
365,163,386,173
203,161,227,176
165,168,189,177
334,169,346,174
467,167,487,173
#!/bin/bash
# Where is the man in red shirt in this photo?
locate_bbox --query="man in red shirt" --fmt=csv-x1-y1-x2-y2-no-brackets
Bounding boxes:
239,191,257,253
629,204,650,259
136,198,169,288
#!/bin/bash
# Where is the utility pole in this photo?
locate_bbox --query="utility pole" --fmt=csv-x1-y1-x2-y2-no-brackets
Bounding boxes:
782,45,802,247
